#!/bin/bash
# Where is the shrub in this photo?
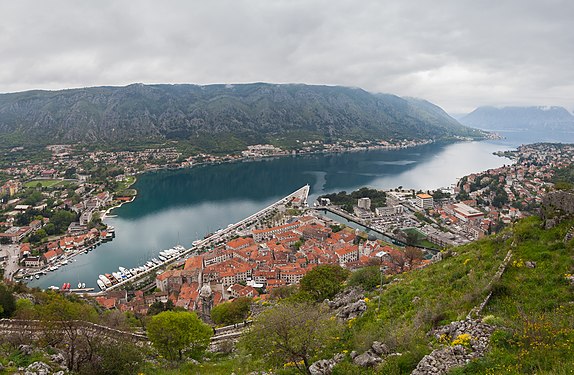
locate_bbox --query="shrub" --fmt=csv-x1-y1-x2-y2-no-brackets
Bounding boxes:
348,266,383,291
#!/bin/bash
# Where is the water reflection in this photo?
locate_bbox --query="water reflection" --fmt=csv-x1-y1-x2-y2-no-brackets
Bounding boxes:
34,134,572,289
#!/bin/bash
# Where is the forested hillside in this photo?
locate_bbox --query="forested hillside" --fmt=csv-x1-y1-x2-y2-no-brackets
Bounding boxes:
0,83,484,152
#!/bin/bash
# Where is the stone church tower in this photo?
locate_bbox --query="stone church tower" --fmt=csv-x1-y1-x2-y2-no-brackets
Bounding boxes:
198,284,214,322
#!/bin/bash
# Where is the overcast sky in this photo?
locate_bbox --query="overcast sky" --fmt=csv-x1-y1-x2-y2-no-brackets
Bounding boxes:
0,0,572,113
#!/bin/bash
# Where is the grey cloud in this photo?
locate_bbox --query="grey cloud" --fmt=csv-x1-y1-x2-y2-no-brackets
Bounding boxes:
0,0,572,113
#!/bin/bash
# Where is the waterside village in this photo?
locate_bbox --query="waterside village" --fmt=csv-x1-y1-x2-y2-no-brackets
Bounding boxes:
97,143,573,318
0,138,434,283
1,142,573,321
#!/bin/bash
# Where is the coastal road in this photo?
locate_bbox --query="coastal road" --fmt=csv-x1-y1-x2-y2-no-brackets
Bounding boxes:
1,244,20,281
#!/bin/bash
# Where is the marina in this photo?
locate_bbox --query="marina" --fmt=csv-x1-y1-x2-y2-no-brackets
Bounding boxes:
94,185,310,294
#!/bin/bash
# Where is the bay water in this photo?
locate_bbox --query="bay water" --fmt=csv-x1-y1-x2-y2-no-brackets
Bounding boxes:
29,129,574,289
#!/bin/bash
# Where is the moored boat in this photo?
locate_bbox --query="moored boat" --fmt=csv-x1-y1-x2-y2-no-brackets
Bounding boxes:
152,258,162,265
105,273,116,284
96,280,106,290
99,275,112,287
119,266,132,277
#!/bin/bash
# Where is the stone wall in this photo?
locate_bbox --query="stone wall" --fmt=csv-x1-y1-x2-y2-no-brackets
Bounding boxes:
412,319,495,375
541,190,574,228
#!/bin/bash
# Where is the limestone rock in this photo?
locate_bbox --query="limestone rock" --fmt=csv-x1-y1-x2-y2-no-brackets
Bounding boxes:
337,300,367,320
326,287,364,310
353,350,382,367
24,361,52,375
525,261,536,268
49,353,66,367
326,287,367,320
371,341,389,356
412,319,495,375
431,252,443,262
19,344,34,356
309,353,345,375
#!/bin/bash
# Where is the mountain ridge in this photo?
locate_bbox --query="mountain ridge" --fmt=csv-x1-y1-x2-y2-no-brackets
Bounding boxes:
0,83,484,151
459,105,574,131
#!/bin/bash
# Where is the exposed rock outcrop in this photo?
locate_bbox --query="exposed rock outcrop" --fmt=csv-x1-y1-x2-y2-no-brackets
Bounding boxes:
309,353,345,375
352,341,391,367
412,319,495,375
541,191,574,228
23,361,52,375
326,287,367,320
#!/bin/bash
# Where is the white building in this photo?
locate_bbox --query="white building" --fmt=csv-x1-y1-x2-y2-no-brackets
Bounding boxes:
416,194,434,210
357,197,371,210
375,205,404,216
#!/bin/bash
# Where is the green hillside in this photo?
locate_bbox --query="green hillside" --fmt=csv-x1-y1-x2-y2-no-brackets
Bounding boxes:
130,215,574,374
1,216,572,374
211,216,574,374
0,83,485,153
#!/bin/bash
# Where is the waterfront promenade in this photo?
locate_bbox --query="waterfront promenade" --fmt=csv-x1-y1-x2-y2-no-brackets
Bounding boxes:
97,184,310,295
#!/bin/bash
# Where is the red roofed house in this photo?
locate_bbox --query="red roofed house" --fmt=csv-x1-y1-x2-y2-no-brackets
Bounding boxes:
226,237,255,251
42,249,59,264
228,284,259,298
334,245,359,265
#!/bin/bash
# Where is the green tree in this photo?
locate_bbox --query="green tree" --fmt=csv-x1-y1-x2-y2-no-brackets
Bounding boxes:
348,265,383,290
37,292,99,371
147,310,212,361
23,190,44,205
211,297,251,325
43,222,56,235
0,283,16,318
299,264,350,302
240,302,342,374
147,300,175,316
28,228,47,244
13,298,37,319
270,284,299,300
50,209,77,234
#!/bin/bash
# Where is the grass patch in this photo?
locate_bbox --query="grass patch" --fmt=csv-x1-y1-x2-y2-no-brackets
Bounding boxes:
402,228,437,248
24,179,63,188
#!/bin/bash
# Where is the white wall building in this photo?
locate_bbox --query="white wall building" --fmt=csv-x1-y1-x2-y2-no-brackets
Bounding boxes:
357,197,371,210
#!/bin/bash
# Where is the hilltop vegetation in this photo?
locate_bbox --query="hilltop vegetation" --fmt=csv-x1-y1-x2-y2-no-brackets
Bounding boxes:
0,83,485,153
320,187,387,213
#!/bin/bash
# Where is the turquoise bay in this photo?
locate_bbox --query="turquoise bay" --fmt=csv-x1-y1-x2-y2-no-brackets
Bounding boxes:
31,131,573,290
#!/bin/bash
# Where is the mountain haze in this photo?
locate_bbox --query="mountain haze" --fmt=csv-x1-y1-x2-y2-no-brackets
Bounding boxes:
0,83,483,151
460,106,574,131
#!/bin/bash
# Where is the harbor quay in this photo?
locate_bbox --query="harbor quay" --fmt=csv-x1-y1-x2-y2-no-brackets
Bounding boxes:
90,184,311,295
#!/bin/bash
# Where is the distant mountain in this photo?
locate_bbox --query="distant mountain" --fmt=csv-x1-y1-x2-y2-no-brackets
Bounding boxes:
0,83,484,151
460,106,574,131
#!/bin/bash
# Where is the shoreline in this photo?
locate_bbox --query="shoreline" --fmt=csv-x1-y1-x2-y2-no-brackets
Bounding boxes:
100,176,138,220
135,138,442,176
118,137,503,220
